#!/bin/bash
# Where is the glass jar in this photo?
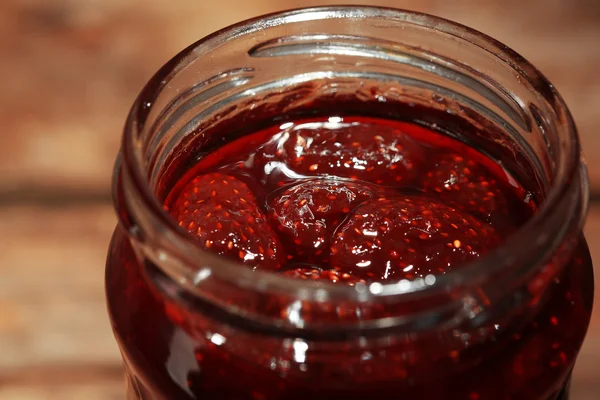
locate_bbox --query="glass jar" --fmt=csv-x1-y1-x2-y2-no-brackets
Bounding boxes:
106,6,594,400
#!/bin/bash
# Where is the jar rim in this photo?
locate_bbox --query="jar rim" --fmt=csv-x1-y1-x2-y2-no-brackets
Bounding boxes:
119,5,584,306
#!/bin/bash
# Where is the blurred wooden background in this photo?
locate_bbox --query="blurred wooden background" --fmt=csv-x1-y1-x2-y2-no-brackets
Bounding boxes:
0,1,598,399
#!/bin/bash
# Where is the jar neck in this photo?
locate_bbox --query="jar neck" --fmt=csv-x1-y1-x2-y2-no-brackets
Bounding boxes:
112,6,588,339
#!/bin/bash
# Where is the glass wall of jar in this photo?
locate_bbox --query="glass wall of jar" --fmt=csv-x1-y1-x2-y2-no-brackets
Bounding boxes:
106,7,594,400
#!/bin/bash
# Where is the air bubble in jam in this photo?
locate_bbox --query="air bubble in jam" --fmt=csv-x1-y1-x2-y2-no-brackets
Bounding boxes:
164,116,535,283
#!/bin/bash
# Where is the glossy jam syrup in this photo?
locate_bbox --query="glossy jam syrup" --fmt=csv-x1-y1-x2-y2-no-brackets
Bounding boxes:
106,116,593,400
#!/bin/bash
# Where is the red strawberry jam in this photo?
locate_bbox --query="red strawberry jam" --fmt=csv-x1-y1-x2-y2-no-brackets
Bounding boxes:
164,116,531,282
423,153,508,224
267,178,381,265
329,196,500,281
262,119,425,186
108,115,592,400
166,172,285,271
235,118,426,192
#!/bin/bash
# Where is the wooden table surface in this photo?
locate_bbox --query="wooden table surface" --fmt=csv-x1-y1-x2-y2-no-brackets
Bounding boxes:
1,1,599,399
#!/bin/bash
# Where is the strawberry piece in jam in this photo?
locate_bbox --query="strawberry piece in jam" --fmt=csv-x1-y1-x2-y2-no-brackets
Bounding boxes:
330,196,499,281
255,119,425,186
167,173,285,270
267,178,380,264
423,152,508,222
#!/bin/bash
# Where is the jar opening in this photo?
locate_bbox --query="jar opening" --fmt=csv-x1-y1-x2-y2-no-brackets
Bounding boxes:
115,6,586,334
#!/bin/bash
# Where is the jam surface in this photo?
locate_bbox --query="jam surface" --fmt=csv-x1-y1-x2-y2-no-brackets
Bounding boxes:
106,116,593,400
164,117,534,283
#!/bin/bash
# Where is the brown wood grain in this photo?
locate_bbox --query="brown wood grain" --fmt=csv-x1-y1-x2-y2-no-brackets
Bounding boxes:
0,0,599,195
0,205,121,399
0,203,598,399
